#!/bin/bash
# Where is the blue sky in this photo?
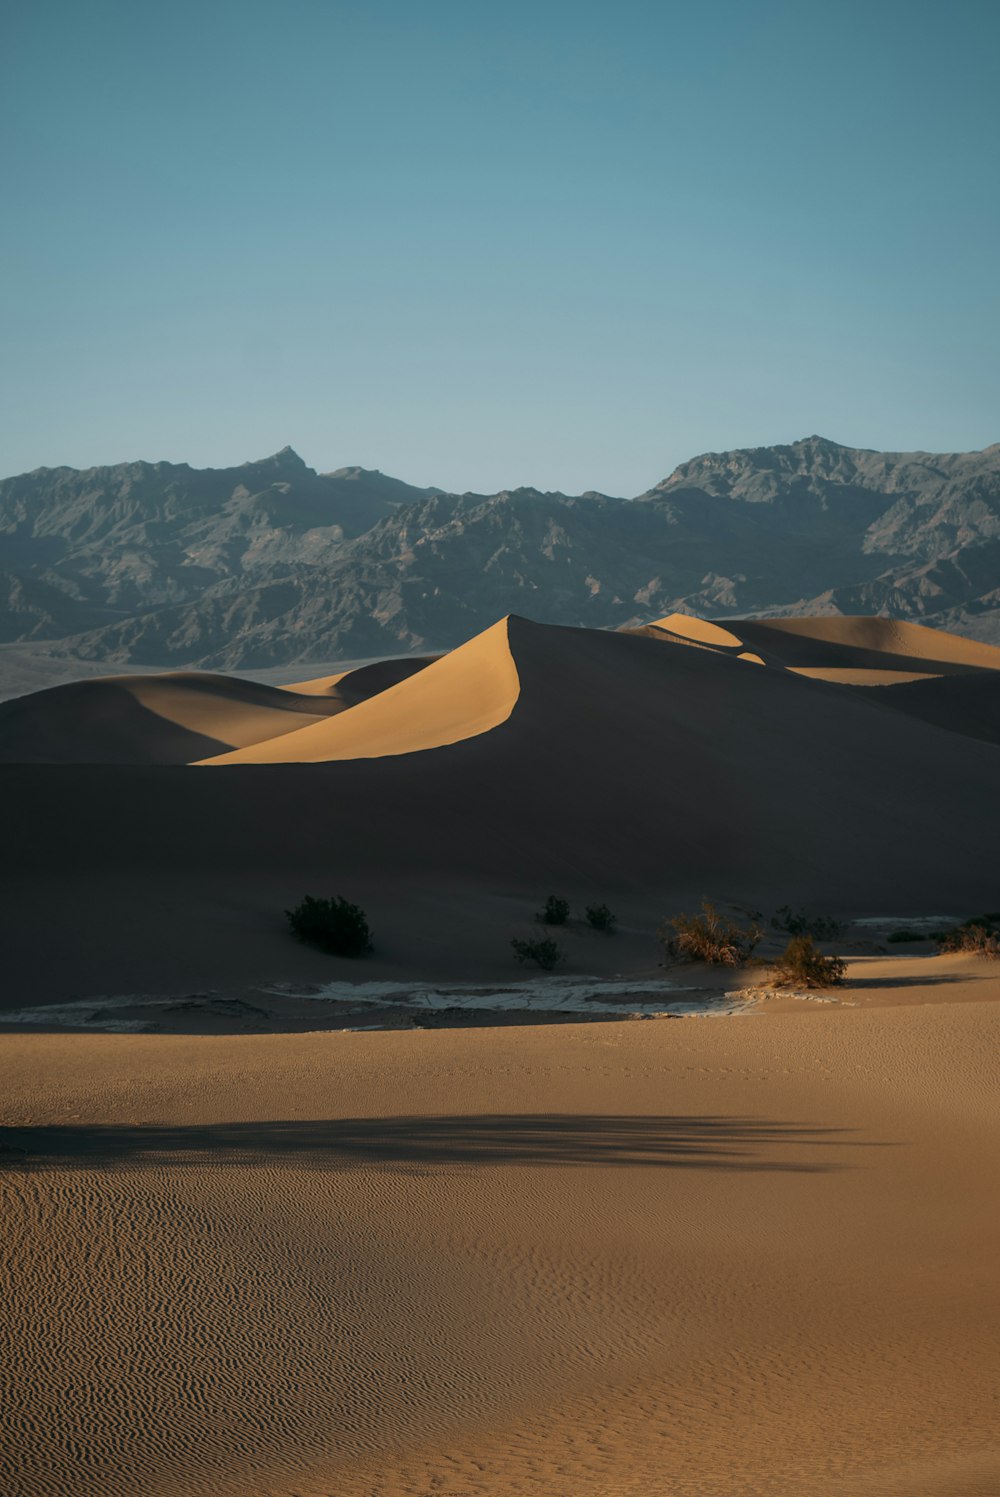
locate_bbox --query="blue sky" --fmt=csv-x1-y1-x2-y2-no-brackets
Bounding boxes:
2,0,998,493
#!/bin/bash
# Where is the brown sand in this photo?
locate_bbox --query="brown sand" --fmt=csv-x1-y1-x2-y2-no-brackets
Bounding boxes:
0,672,342,764
648,612,1000,681
202,620,518,763
0,658,440,765
2,965,998,1496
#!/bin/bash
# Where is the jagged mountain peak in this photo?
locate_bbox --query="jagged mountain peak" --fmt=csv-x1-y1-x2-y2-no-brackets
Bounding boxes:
243,446,311,473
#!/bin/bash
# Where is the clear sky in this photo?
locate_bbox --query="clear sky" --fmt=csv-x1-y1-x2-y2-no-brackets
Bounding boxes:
2,0,998,494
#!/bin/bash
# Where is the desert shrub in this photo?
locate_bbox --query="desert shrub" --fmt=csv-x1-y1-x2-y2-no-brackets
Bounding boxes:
585,903,618,933
769,935,846,988
771,905,847,940
887,928,931,943
537,895,570,926
286,895,373,957
660,900,764,967
936,918,1000,959
511,935,563,970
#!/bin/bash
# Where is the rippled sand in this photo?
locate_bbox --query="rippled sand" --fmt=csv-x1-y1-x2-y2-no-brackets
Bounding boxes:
3,978,998,1496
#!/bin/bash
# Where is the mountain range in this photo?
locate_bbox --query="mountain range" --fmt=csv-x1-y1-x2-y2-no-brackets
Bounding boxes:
2,434,999,670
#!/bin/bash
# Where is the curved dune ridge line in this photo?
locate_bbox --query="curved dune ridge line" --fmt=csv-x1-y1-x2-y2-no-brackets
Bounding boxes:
0,671,345,765
647,612,1000,681
872,669,1000,749
286,655,440,699
284,669,352,695
651,613,745,648
733,615,1000,671
199,619,520,764
789,666,942,685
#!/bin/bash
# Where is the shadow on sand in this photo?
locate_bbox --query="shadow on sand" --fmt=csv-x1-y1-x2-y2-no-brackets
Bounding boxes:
0,1113,879,1174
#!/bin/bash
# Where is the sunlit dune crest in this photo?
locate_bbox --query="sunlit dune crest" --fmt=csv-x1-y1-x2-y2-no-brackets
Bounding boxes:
5,612,1000,768
649,613,745,648
199,619,519,764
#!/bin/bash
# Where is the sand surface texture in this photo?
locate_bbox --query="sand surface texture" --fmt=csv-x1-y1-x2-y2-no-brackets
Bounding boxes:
3,985,998,1497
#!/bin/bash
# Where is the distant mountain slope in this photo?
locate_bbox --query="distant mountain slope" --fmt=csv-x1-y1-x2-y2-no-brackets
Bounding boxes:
1,436,998,670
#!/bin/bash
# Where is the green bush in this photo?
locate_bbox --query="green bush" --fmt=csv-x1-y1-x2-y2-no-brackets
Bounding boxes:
771,905,847,939
511,935,563,970
660,900,764,967
936,918,1000,959
887,928,931,943
769,935,846,988
286,895,373,957
537,895,570,926
585,903,617,933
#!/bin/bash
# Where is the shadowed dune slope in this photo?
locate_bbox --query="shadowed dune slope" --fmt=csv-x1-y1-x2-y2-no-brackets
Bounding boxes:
869,670,1000,748
4,616,1000,999
201,622,517,763
0,672,345,765
287,655,440,699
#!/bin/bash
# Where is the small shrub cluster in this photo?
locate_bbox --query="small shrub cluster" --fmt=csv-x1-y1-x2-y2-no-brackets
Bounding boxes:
886,928,932,943
512,895,620,970
534,895,618,933
286,895,373,957
511,935,562,970
771,905,847,940
768,935,846,989
935,916,1000,959
660,901,764,968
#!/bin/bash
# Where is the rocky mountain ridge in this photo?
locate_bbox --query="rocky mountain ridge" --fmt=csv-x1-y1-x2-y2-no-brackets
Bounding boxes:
1,435,998,669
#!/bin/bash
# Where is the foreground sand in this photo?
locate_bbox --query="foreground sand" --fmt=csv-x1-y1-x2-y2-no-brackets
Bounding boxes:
3,965,998,1497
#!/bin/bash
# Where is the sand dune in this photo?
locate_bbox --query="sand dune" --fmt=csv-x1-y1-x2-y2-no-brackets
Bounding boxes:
733,613,1000,668
648,611,1000,683
870,669,1000,748
201,620,517,763
0,657,440,765
4,615,1000,1004
4,610,1000,1495
286,654,439,697
2,986,997,1496
0,671,346,765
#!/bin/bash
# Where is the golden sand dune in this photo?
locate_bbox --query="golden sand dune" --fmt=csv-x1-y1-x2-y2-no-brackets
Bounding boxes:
201,620,518,764
649,612,745,648
788,665,941,684
0,670,346,765
0,658,440,765
733,613,1000,668
647,611,1000,686
2,982,998,1496
4,615,1000,1005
